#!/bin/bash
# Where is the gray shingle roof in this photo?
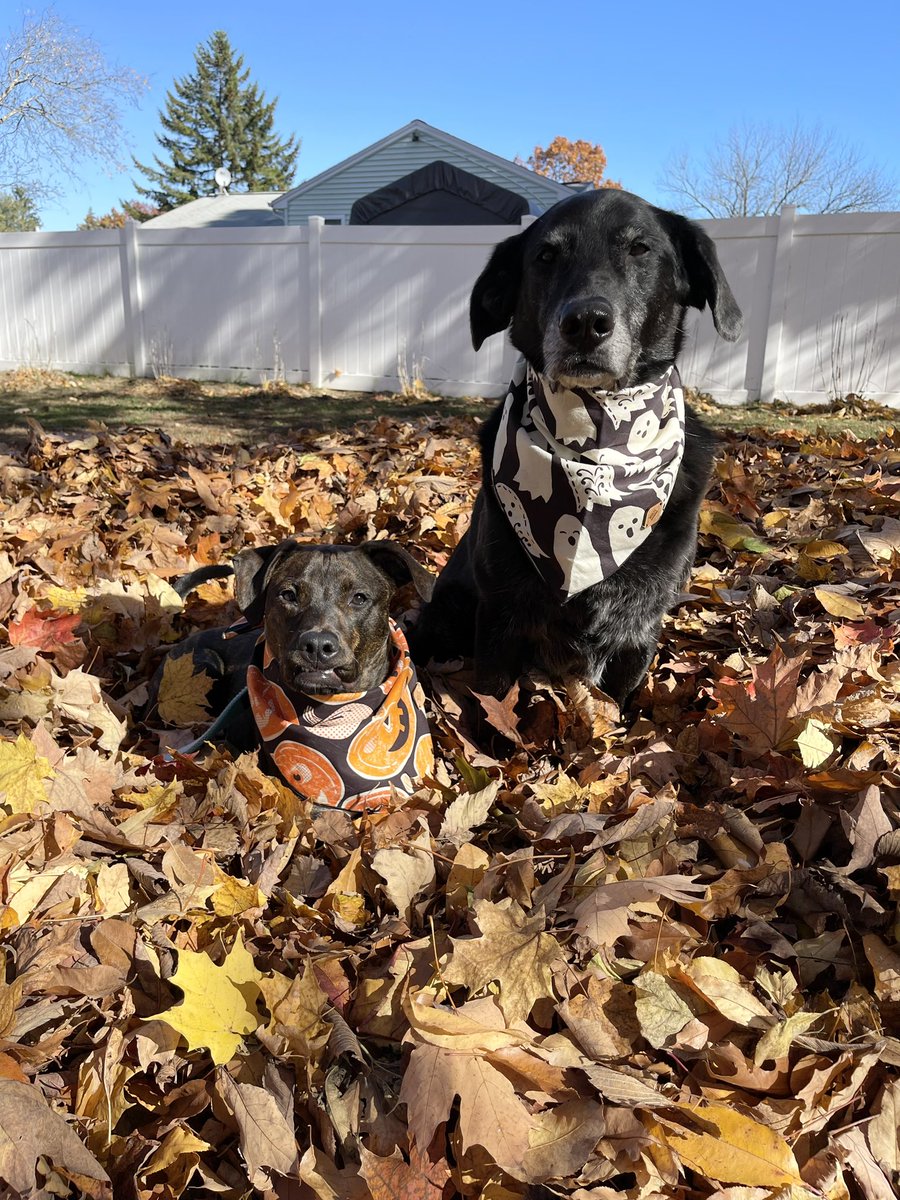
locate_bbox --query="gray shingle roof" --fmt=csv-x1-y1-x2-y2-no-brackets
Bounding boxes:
142,194,283,228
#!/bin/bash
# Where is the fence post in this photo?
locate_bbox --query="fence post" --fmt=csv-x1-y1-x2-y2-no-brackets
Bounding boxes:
759,204,796,404
119,219,147,378
308,216,324,387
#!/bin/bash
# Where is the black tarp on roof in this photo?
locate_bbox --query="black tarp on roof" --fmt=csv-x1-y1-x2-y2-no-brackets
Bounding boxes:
350,160,529,225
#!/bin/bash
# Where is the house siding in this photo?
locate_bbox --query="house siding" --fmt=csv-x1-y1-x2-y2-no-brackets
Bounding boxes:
283,129,567,224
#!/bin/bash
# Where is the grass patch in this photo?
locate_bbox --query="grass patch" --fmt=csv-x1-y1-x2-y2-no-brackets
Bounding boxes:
0,368,895,444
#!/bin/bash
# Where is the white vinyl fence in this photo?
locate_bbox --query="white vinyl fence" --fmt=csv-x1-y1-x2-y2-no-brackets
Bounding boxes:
0,207,897,405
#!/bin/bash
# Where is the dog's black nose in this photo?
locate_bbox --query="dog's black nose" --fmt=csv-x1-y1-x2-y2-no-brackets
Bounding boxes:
558,300,614,349
297,630,340,665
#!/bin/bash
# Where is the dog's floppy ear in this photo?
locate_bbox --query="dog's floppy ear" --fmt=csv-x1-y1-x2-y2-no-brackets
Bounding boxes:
232,540,299,624
659,210,743,342
359,541,434,602
470,230,527,351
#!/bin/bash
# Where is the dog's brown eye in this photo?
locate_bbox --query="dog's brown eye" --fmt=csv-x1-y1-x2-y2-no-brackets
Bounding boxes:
349,591,368,607
629,241,650,257
536,245,558,264
278,587,297,604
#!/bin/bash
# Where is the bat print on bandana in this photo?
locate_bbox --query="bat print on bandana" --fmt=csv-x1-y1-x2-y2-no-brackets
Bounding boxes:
491,361,686,599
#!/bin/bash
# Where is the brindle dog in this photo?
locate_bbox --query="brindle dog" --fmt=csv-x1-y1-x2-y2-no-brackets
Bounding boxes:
150,541,433,750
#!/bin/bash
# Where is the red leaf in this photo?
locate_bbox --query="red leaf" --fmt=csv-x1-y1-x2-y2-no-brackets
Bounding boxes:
8,609,80,650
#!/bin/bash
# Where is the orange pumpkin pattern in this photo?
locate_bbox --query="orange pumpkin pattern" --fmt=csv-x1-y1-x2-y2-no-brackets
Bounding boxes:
247,620,432,812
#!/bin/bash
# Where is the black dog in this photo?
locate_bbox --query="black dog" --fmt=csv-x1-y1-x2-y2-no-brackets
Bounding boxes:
413,189,742,705
153,540,433,751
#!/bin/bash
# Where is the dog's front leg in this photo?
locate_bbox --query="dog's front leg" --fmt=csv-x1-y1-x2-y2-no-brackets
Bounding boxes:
599,638,658,708
472,604,524,699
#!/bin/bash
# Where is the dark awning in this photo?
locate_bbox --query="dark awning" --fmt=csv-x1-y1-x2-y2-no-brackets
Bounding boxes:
350,160,529,225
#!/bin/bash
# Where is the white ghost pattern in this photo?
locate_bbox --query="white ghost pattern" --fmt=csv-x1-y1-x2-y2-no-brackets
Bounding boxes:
609,504,652,566
627,409,661,454
513,423,554,501
546,396,599,447
560,458,624,510
494,483,548,559
554,514,606,594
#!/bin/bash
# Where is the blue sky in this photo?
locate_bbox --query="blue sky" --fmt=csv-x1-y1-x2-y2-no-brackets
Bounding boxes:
27,0,900,228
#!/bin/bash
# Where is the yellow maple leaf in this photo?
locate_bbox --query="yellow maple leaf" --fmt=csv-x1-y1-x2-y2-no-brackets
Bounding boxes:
662,1102,804,1188
0,734,54,813
151,932,264,1064
157,654,214,727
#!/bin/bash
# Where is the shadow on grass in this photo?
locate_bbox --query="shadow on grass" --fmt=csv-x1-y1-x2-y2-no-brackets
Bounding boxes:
0,372,497,445
0,369,895,445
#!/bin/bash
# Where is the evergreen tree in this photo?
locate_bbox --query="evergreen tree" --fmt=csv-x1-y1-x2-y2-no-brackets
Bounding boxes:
0,186,40,231
132,31,299,210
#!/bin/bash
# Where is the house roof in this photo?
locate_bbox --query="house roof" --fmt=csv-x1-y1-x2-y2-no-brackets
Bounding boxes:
142,193,283,228
271,119,573,210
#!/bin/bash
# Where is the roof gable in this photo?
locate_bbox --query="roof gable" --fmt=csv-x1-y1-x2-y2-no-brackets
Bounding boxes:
271,119,573,210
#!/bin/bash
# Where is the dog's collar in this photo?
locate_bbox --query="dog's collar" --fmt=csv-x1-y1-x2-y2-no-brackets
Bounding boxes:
490,358,686,599
246,619,433,812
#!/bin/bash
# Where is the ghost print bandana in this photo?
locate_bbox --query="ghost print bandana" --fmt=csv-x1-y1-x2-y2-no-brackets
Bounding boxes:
490,358,686,599
247,620,433,812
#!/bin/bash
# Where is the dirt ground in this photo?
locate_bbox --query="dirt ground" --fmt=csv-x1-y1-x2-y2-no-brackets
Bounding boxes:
0,366,895,443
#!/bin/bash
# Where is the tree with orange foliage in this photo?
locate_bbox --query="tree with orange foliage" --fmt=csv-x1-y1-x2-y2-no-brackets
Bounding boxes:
520,137,621,189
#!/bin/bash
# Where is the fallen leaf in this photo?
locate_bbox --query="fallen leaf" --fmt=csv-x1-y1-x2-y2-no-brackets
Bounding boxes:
662,1103,803,1187
158,652,214,726
444,897,560,1023
151,932,264,1064
0,733,54,812
218,1070,299,1188
0,1078,110,1197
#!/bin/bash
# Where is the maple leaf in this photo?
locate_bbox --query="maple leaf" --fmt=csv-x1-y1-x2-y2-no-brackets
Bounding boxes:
444,897,560,1023
0,733,54,813
399,1042,533,1179
712,645,805,758
157,652,214,726
151,932,264,1064
8,608,80,650
359,1143,450,1200
472,682,524,745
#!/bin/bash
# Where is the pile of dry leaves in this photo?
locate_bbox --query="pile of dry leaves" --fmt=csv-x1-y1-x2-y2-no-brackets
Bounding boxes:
0,408,899,1200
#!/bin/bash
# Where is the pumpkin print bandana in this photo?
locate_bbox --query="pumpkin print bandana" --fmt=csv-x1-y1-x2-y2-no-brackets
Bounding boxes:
246,619,433,812
491,358,686,600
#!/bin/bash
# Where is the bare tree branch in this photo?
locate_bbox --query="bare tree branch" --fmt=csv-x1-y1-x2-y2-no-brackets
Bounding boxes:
0,8,147,199
661,121,897,217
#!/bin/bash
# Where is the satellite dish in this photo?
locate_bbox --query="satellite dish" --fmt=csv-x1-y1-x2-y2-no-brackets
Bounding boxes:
214,166,232,194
